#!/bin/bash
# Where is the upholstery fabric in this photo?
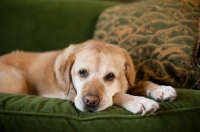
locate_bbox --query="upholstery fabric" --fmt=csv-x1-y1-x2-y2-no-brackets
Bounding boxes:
0,0,120,55
94,0,200,89
1,89,200,132
1,0,200,131
196,17,200,67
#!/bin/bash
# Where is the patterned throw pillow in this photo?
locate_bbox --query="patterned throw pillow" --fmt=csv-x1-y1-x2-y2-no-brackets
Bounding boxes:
94,0,200,89
195,18,200,67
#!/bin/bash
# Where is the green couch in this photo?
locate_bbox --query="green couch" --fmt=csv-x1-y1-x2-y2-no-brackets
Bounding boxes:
0,0,200,131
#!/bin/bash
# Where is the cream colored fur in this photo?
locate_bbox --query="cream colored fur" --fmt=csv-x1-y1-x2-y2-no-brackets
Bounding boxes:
0,40,177,115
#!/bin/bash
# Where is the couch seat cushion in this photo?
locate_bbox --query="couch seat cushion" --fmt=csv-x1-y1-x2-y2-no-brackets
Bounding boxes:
0,89,200,131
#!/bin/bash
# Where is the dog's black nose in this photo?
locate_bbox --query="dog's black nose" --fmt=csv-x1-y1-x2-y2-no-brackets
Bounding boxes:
83,95,100,107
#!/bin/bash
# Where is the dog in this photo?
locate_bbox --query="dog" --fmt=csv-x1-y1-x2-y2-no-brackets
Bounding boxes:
0,40,176,115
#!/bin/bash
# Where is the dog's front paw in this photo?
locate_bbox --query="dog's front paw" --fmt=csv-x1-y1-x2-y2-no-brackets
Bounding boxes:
148,86,177,102
124,97,159,115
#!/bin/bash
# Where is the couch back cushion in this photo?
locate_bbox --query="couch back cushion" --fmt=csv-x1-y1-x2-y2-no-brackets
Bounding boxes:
94,0,200,88
0,0,120,55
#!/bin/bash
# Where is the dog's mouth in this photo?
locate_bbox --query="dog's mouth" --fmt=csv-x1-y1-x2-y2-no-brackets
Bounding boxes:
84,106,99,112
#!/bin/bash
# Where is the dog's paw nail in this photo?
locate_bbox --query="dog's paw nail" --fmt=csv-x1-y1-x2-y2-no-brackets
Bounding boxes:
163,97,170,102
145,108,155,115
155,98,162,102
136,109,143,114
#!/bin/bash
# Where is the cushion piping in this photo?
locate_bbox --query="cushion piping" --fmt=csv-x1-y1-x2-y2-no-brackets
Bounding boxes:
1,107,200,121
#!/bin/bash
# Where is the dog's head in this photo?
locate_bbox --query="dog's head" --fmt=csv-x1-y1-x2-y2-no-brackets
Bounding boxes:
57,40,135,112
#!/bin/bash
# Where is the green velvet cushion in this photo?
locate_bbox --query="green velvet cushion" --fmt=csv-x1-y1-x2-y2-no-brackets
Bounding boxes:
94,0,200,89
0,0,121,55
0,89,200,131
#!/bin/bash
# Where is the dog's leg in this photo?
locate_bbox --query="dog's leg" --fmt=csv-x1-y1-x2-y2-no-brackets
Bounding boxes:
129,81,177,102
113,92,159,115
0,64,28,94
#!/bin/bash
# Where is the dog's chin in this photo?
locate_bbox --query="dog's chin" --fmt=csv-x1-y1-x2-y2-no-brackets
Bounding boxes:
82,104,111,112
83,106,99,112
75,103,112,112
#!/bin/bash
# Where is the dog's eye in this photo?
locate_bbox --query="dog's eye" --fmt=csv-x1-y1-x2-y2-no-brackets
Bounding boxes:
105,73,115,81
79,70,88,78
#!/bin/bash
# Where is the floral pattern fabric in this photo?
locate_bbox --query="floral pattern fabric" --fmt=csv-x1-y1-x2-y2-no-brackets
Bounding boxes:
94,0,200,88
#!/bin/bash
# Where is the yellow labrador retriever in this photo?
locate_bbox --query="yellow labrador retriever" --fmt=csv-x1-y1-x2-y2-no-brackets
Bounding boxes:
0,40,176,115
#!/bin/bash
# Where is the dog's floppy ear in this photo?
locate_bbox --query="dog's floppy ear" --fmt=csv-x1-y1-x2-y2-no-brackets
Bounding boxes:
122,49,136,88
59,53,76,95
